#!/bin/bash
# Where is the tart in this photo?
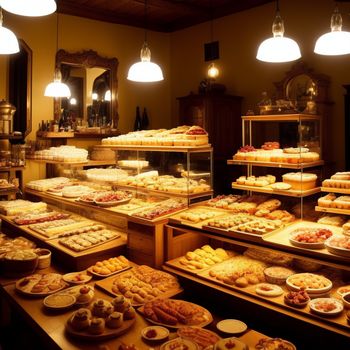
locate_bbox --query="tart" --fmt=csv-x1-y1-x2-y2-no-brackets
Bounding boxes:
263,266,295,285
255,283,284,297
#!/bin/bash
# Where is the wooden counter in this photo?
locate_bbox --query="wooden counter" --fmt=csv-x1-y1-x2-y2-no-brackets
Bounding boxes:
0,276,269,350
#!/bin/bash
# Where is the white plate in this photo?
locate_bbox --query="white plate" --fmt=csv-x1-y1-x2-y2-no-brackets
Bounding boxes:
309,298,344,316
63,271,92,284
286,273,333,294
216,319,247,334
160,338,198,350
255,283,284,297
141,326,169,341
43,293,76,310
289,234,325,250
325,236,350,257
214,337,248,350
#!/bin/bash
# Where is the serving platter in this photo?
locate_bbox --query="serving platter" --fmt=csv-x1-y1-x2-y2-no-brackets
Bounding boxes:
65,313,136,340
177,326,220,349
62,271,92,284
309,298,344,317
94,197,132,207
324,236,350,257
87,264,131,279
138,300,213,328
286,273,333,294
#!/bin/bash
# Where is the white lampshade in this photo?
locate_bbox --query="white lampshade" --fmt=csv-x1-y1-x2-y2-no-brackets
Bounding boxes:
44,68,71,98
314,7,350,55
104,89,111,101
127,42,164,82
257,36,301,63
0,25,19,54
207,62,219,79
256,5,301,63
1,0,57,17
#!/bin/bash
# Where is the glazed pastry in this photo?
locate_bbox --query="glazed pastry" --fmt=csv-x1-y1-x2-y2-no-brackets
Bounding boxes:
112,295,130,313
106,311,123,329
123,306,136,320
76,286,93,304
70,308,91,331
91,299,114,318
88,317,105,335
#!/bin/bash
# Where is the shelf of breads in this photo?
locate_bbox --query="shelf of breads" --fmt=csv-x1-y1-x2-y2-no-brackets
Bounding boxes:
36,131,75,138
95,144,212,153
315,206,350,216
241,114,321,122
232,182,321,198
163,262,350,337
321,187,350,194
227,159,324,169
263,220,350,267
26,158,116,167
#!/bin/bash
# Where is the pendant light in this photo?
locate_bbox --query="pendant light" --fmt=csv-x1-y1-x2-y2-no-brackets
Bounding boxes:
314,5,350,56
207,0,220,79
1,0,56,17
127,0,164,82
256,0,301,63
44,13,71,98
0,7,19,54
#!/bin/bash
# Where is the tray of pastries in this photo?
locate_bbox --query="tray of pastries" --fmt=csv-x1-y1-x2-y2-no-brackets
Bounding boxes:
66,297,136,340
205,194,242,209
55,224,106,238
199,255,267,289
15,273,68,297
170,206,229,225
95,265,182,306
94,191,133,207
177,327,220,350
138,299,212,328
12,210,70,225
0,200,47,216
25,177,70,192
59,229,121,252
322,172,350,191
28,218,94,238
318,193,350,210
165,245,235,274
87,256,130,278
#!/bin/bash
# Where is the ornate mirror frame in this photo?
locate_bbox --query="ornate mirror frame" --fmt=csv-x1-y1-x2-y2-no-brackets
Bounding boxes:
54,49,119,129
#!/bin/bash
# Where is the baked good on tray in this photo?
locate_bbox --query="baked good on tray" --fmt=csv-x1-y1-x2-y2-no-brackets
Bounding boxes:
282,172,317,190
317,215,345,227
179,208,223,223
111,265,180,304
243,248,293,267
16,273,67,295
206,195,242,208
178,245,233,270
317,193,336,208
177,326,220,349
255,338,296,350
88,256,129,276
208,256,267,288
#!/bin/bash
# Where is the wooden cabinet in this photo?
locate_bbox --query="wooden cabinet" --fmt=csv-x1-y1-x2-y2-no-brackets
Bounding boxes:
177,92,242,194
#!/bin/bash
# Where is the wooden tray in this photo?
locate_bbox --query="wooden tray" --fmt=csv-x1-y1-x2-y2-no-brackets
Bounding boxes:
315,206,350,215
15,274,68,297
59,232,121,252
66,314,135,340
321,187,350,194
94,197,132,207
137,299,213,328
87,264,131,279
95,267,183,306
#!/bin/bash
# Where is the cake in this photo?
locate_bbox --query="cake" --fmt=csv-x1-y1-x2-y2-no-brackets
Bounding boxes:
106,312,123,329
111,295,130,313
123,306,136,320
91,299,114,318
282,172,317,190
88,317,105,335
70,308,91,331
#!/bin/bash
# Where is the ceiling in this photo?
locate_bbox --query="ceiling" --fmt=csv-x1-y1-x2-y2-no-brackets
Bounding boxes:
57,0,275,33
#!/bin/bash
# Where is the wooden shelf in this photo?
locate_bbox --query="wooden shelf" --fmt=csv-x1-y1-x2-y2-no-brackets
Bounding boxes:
315,206,350,215
321,187,350,194
36,131,75,138
0,133,23,140
0,166,25,172
95,144,213,153
242,114,321,122
26,158,115,167
232,182,321,197
227,159,324,169
74,131,120,138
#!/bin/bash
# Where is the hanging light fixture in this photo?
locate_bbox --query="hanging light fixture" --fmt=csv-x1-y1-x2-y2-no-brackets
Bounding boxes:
44,13,71,98
256,0,301,63
207,1,220,79
1,0,56,17
314,6,350,56
0,7,19,54
127,0,164,82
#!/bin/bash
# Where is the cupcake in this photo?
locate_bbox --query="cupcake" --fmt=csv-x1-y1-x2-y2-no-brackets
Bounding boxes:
123,305,136,320
70,308,91,331
88,317,105,335
91,299,113,318
76,286,93,304
112,295,129,313
106,312,123,329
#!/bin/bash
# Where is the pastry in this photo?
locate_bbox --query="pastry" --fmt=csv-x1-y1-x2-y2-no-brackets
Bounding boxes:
112,295,130,313
70,308,91,331
106,312,123,328
123,306,136,320
333,195,350,209
89,255,129,275
331,172,350,180
256,338,296,350
255,283,284,297
264,266,295,285
88,317,105,335
177,326,220,349
91,299,114,318
283,147,309,154
243,248,293,267
271,182,291,190
215,338,248,350
266,210,295,223
76,286,94,304
317,215,345,227
318,193,336,207
282,172,317,190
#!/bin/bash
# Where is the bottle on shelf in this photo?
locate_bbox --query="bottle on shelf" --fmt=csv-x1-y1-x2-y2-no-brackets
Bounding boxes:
134,106,142,131
141,107,149,129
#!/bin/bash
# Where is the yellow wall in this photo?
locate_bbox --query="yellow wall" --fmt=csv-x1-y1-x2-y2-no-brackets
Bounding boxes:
170,0,350,169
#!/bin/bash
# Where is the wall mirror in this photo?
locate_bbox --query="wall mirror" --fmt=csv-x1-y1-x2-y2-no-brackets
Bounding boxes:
55,49,119,129
9,39,32,138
